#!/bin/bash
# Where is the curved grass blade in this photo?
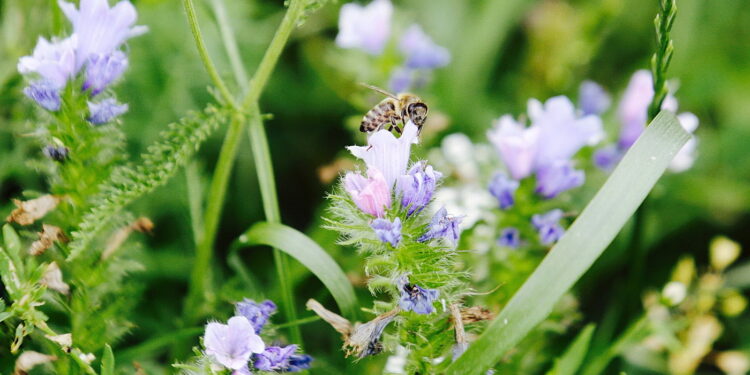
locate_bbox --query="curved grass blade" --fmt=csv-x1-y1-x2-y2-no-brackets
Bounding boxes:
230,222,358,320
545,324,595,375
446,112,690,375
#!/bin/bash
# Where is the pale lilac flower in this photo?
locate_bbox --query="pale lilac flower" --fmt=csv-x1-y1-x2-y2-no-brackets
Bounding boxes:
397,276,439,314
399,24,450,69
83,51,128,95
593,144,623,171
389,67,413,93
43,145,69,162
488,172,519,210
487,115,540,180
87,98,128,125
532,209,565,245
204,316,265,372
371,217,401,247
617,70,653,149
579,80,611,115
529,96,604,168
669,112,699,172
343,168,392,217
348,121,420,188
498,227,520,249
286,354,313,372
335,0,392,55
17,36,77,88
396,161,442,216
534,160,585,199
235,299,276,334
58,0,148,69
23,81,62,111
253,345,297,372
418,207,462,243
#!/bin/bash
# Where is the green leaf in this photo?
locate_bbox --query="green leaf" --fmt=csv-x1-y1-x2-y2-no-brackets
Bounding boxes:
0,247,22,299
2,225,24,276
445,112,690,375
546,324,596,375
101,344,115,375
230,222,358,320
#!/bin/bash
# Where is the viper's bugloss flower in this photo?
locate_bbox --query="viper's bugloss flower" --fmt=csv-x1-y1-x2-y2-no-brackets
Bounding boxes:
43,145,69,162
419,207,462,243
203,316,265,372
579,80,611,116
487,115,540,180
396,161,442,216
498,227,521,249
253,345,297,372
532,209,565,245
87,98,128,125
488,172,518,210
534,160,585,199
17,36,77,89
617,70,653,149
398,276,439,314
286,354,313,372
371,217,402,247
593,144,622,171
23,81,62,111
528,96,604,169
344,168,392,217
235,299,276,334
58,0,148,69
348,121,419,188
399,24,450,69
83,51,128,95
335,0,392,55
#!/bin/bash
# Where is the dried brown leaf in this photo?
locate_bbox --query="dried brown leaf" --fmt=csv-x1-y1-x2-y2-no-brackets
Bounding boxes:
29,225,68,256
7,195,62,225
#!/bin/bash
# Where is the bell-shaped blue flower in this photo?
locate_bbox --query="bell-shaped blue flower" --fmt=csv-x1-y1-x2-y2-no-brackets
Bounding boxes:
418,207,462,244
488,172,519,210
235,299,276,334
23,81,61,111
498,227,521,249
371,217,402,248
396,161,442,216
532,209,565,245
397,276,439,315
534,161,585,199
87,98,128,125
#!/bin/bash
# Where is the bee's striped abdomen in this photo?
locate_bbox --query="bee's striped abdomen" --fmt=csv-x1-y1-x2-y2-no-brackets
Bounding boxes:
360,99,401,133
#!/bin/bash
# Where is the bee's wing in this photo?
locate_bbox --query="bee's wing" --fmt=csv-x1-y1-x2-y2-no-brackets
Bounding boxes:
359,82,397,99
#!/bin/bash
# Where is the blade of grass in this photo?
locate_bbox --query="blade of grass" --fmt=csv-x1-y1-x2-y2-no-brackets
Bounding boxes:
545,324,595,375
445,111,689,375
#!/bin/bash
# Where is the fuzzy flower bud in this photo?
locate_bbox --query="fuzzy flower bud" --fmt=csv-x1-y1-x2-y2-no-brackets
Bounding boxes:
23,81,62,111
343,168,392,217
488,172,519,210
418,207,462,243
531,209,565,245
498,227,521,249
371,217,401,247
397,276,439,314
396,161,442,216
534,160,585,199
235,299,276,334
43,145,69,162
87,98,128,125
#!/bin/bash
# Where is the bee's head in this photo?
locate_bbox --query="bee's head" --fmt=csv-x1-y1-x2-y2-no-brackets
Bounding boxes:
407,102,428,127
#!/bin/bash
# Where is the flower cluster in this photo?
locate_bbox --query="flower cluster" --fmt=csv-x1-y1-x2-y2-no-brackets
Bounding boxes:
202,298,312,374
335,0,450,92
18,0,145,123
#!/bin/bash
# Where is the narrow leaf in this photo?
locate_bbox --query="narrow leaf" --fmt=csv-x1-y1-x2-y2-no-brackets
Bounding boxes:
231,222,358,320
0,247,22,299
101,344,115,375
546,324,596,375
446,112,690,375
3,225,24,275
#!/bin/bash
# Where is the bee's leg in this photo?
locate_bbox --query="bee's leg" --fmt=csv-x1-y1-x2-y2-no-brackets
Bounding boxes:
389,115,402,134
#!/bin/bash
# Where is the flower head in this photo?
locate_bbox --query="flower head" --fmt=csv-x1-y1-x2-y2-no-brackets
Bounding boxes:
343,168,392,217
43,145,69,162
235,299,277,334
399,24,450,69
87,98,128,125
335,0,392,55
487,115,540,180
83,51,128,95
531,209,565,245
397,276,439,314
17,36,77,89
617,70,653,149
371,217,402,247
204,316,265,371
418,207,462,244
58,0,148,69
498,227,521,249
579,80,611,116
534,160,585,199
348,121,420,188
396,161,442,216
23,81,62,111
488,172,519,210
253,345,297,372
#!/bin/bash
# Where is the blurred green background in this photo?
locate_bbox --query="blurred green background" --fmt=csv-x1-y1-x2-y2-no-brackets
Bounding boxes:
1,0,749,373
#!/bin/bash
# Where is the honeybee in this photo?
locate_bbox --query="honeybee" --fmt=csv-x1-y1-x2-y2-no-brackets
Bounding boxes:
359,83,428,135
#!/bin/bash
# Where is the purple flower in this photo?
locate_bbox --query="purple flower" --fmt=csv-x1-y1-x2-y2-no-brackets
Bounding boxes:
253,345,297,372
399,24,450,69
335,0,392,55
396,161,442,216
43,145,69,162
532,209,565,245
418,207,462,244
58,0,148,69
398,276,439,314
593,144,623,171
83,51,128,95
488,172,519,210
348,121,420,188
17,36,77,89
23,81,62,111
389,67,414,93
498,227,520,249
343,168,392,217
534,161,585,199
286,354,313,372
204,316,265,372
528,96,604,169
371,217,401,247
87,98,128,125
579,80,611,116
487,115,540,180
617,70,653,149
235,299,276,334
